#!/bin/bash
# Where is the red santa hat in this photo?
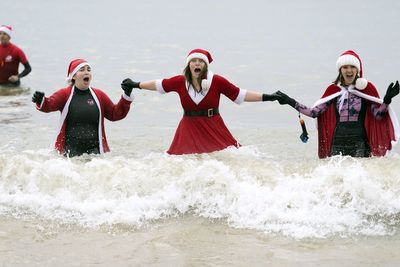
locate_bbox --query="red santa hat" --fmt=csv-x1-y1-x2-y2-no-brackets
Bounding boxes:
0,25,12,38
186,48,213,66
66,58,91,84
336,50,368,90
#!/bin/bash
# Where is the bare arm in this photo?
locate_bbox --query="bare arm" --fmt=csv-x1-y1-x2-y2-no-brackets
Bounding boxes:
244,90,282,102
244,90,263,102
138,80,157,91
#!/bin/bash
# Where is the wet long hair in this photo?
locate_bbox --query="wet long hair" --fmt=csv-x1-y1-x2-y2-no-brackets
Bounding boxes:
333,69,359,86
183,63,208,95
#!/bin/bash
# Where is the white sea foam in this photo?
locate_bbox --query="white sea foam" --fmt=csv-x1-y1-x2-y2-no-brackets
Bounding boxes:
0,148,399,239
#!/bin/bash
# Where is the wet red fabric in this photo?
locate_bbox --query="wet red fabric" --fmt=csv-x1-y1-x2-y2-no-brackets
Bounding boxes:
37,86,131,154
0,43,28,83
167,115,239,155
317,83,395,158
161,75,241,155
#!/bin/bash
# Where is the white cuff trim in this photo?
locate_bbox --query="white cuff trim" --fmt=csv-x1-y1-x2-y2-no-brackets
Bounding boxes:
122,93,134,102
36,97,45,109
155,79,166,94
234,89,247,104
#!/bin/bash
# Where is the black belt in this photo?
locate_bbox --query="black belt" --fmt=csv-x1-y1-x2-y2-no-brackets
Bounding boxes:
184,108,219,117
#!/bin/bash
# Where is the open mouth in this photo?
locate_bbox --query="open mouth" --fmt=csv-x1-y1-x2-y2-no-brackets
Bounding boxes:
83,77,90,82
194,68,201,73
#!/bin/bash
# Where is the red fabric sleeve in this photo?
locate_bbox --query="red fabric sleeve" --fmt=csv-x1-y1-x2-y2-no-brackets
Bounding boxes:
214,75,240,102
161,75,184,93
362,83,395,156
15,46,28,64
38,88,70,113
94,89,131,121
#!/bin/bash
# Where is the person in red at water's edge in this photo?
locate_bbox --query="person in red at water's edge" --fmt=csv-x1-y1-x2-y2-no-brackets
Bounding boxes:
275,50,399,158
32,59,133,157
0,25,31,86
121,48,280,155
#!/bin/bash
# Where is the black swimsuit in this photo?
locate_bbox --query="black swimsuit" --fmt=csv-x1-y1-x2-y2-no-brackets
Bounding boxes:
65,87,100,157
330,98,371,157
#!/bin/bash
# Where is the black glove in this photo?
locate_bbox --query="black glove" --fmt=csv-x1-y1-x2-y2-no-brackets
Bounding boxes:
121,78,140,96
383,80,399,104
275,90,296,107
32,91,45,104
262,92,280,101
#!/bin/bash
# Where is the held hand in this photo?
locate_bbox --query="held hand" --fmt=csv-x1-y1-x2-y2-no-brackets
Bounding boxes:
121,78,140,96
383,80,400,104
262,92,280,101
32,91,45,104
8,75,19,82
275,90,296,107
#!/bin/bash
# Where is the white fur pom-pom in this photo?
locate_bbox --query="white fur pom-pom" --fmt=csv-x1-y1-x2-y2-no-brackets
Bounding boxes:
201,79,211,91
355,78,368,90
66,76,73,85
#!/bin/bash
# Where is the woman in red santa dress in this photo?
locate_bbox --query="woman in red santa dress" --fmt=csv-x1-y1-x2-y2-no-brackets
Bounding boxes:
275,50,399,158
32,59,134,157
121,48,279,155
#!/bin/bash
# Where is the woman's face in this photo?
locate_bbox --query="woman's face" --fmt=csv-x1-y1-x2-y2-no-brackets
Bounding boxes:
189,58,206,80
0,31,10,44
340,65,358,85
73,65,92,89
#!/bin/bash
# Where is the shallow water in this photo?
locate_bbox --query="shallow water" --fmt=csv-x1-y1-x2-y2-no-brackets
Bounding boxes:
1,146,400,238
2,216,400,267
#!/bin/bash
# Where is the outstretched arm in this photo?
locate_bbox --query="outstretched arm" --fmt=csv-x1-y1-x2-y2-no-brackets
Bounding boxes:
296,102,330,118
121,78,157,91
276,91,330,118
369,81,399,119
32,89,69,112
101,91,132,121
383,80,399,105
244,90,279,102
244,90,262,101
138,80,157,91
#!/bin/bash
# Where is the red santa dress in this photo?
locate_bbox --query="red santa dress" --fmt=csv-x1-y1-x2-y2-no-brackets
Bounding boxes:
314,83,399,158
155,71,247,155
35,86,132,154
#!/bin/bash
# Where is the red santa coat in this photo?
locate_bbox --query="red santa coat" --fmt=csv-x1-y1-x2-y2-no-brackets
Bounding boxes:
36,86,132,154
314,83,399,158
155,71,246,155
0,43,28,83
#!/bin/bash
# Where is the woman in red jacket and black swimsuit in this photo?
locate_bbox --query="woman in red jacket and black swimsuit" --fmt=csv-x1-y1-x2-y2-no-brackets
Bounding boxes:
32,59,134,157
